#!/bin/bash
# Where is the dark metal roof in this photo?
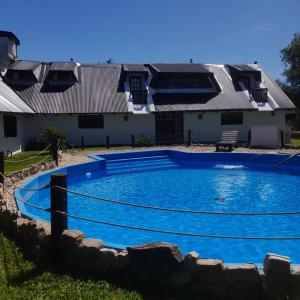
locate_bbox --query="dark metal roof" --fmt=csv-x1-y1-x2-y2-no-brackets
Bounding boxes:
10,64,127,114
150,63,211,73
50,62,77,71
153,66,256,111
123,64,148,72
49,62,79,80
1,61,295,113
0,30,20,45
8,60,42,81
230,64,258,72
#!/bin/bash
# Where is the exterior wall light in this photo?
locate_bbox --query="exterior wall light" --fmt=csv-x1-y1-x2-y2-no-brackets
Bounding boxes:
198,114,203,120
123,115,129,122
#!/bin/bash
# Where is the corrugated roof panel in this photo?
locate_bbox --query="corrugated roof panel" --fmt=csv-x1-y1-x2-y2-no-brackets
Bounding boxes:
153,66,256,111
150,63,211,73
123,64,148,72
250,64,295,110
0,79,34,113
12,64,128,114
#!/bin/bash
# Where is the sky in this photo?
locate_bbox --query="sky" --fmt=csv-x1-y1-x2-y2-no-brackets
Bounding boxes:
1,0,299,80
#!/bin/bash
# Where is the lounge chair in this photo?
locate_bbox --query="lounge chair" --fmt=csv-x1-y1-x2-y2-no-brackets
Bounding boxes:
216,130,238,151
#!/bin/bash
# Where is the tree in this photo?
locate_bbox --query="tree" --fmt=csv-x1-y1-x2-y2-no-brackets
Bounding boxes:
277,33,300,111
280,33,300,92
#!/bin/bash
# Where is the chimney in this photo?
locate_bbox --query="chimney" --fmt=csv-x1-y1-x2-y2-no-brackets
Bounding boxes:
0,30,20,73
189,58,193,64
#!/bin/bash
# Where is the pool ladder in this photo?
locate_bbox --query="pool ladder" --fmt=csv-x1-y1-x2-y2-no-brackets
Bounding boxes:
272,152,300,169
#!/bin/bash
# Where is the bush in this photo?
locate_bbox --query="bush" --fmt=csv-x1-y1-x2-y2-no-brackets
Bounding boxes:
136,135,152,146
42,126,67,149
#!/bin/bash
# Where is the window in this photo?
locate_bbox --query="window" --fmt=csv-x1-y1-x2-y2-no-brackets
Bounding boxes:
129,76,142,90
5,70,35,85
3,115,17,137
239,76,251,90
49,71,75,82
157,76,213,89
221,112,243,125
78,115,104,129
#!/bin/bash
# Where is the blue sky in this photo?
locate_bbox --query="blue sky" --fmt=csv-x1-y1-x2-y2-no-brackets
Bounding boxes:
1,0,299,79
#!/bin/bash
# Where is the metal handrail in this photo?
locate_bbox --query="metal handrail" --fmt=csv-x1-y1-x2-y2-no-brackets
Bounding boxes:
272,152,300,169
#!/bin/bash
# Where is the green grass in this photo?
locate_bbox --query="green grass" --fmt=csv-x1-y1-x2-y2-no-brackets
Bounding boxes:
291,138,300,147
0,233,142,300
4,151,53,175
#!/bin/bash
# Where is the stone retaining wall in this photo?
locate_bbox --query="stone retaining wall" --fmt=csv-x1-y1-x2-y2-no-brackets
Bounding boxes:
0,205,300,299
1,161,300,299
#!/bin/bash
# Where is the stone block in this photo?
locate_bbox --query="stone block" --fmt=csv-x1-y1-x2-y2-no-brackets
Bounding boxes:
193,258,224,285
263,253,291,300
116,250,130,270
60,229,84,268
225,263,261,300
183,251,199,272
264,253,291,275
127,242,183,285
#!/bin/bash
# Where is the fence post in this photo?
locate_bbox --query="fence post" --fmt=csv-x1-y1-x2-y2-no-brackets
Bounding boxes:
51,138,60,166
50,173,68,258
106,135,110,149
0,152,4,186
187,129,192,146
280,130,284,149
131,134,135,148
248,131,251,147
81,136,85,150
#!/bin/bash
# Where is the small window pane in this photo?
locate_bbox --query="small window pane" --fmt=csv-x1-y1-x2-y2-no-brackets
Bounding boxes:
3,115,17,137
129,76,142,90
221,112,243,125
78,115,104,129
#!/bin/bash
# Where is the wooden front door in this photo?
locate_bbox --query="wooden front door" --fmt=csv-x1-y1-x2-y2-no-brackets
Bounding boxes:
155,112,183,144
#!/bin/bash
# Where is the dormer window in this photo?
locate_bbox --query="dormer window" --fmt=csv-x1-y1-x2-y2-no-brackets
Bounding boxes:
46,62,79,86
129,76,142,90
4,61,41,86
49,71,75,82
239,75,251,90
157,76,214,89
128,76,147,104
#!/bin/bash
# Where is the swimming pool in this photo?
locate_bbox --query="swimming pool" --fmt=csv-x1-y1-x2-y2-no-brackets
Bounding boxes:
16,150,300,264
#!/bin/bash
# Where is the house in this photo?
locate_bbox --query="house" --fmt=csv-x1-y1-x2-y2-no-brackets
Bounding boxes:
0,30,296,154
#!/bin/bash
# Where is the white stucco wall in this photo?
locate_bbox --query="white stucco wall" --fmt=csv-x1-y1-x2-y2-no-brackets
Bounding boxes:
0,113,25,154
0,111,290,151
24,114,156,146
183,110,289,143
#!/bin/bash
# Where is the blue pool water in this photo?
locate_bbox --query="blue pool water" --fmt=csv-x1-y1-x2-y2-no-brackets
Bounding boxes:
16,150,300,264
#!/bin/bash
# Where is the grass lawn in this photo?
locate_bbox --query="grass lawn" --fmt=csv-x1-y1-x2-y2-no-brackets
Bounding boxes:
4,151,53,175
0,233,142,300
291,138,300,147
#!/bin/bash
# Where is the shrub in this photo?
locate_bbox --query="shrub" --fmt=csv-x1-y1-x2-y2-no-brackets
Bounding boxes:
136,135,152,146
42,126,67,149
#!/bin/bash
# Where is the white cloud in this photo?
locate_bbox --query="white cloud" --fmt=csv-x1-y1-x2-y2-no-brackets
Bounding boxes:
252,24,279,33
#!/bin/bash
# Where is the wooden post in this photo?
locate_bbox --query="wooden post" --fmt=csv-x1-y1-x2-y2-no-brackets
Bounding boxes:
51,138,60,166
248,131,251,147
0,152,4,186
50,173,68,257
187,129,192,146
280,130,284,149
131,134,135,148
81,136,85,150
106,135,110,149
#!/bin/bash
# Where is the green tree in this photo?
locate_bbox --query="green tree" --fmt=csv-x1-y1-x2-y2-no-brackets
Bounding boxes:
280,33,300,91
278,33,300,109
